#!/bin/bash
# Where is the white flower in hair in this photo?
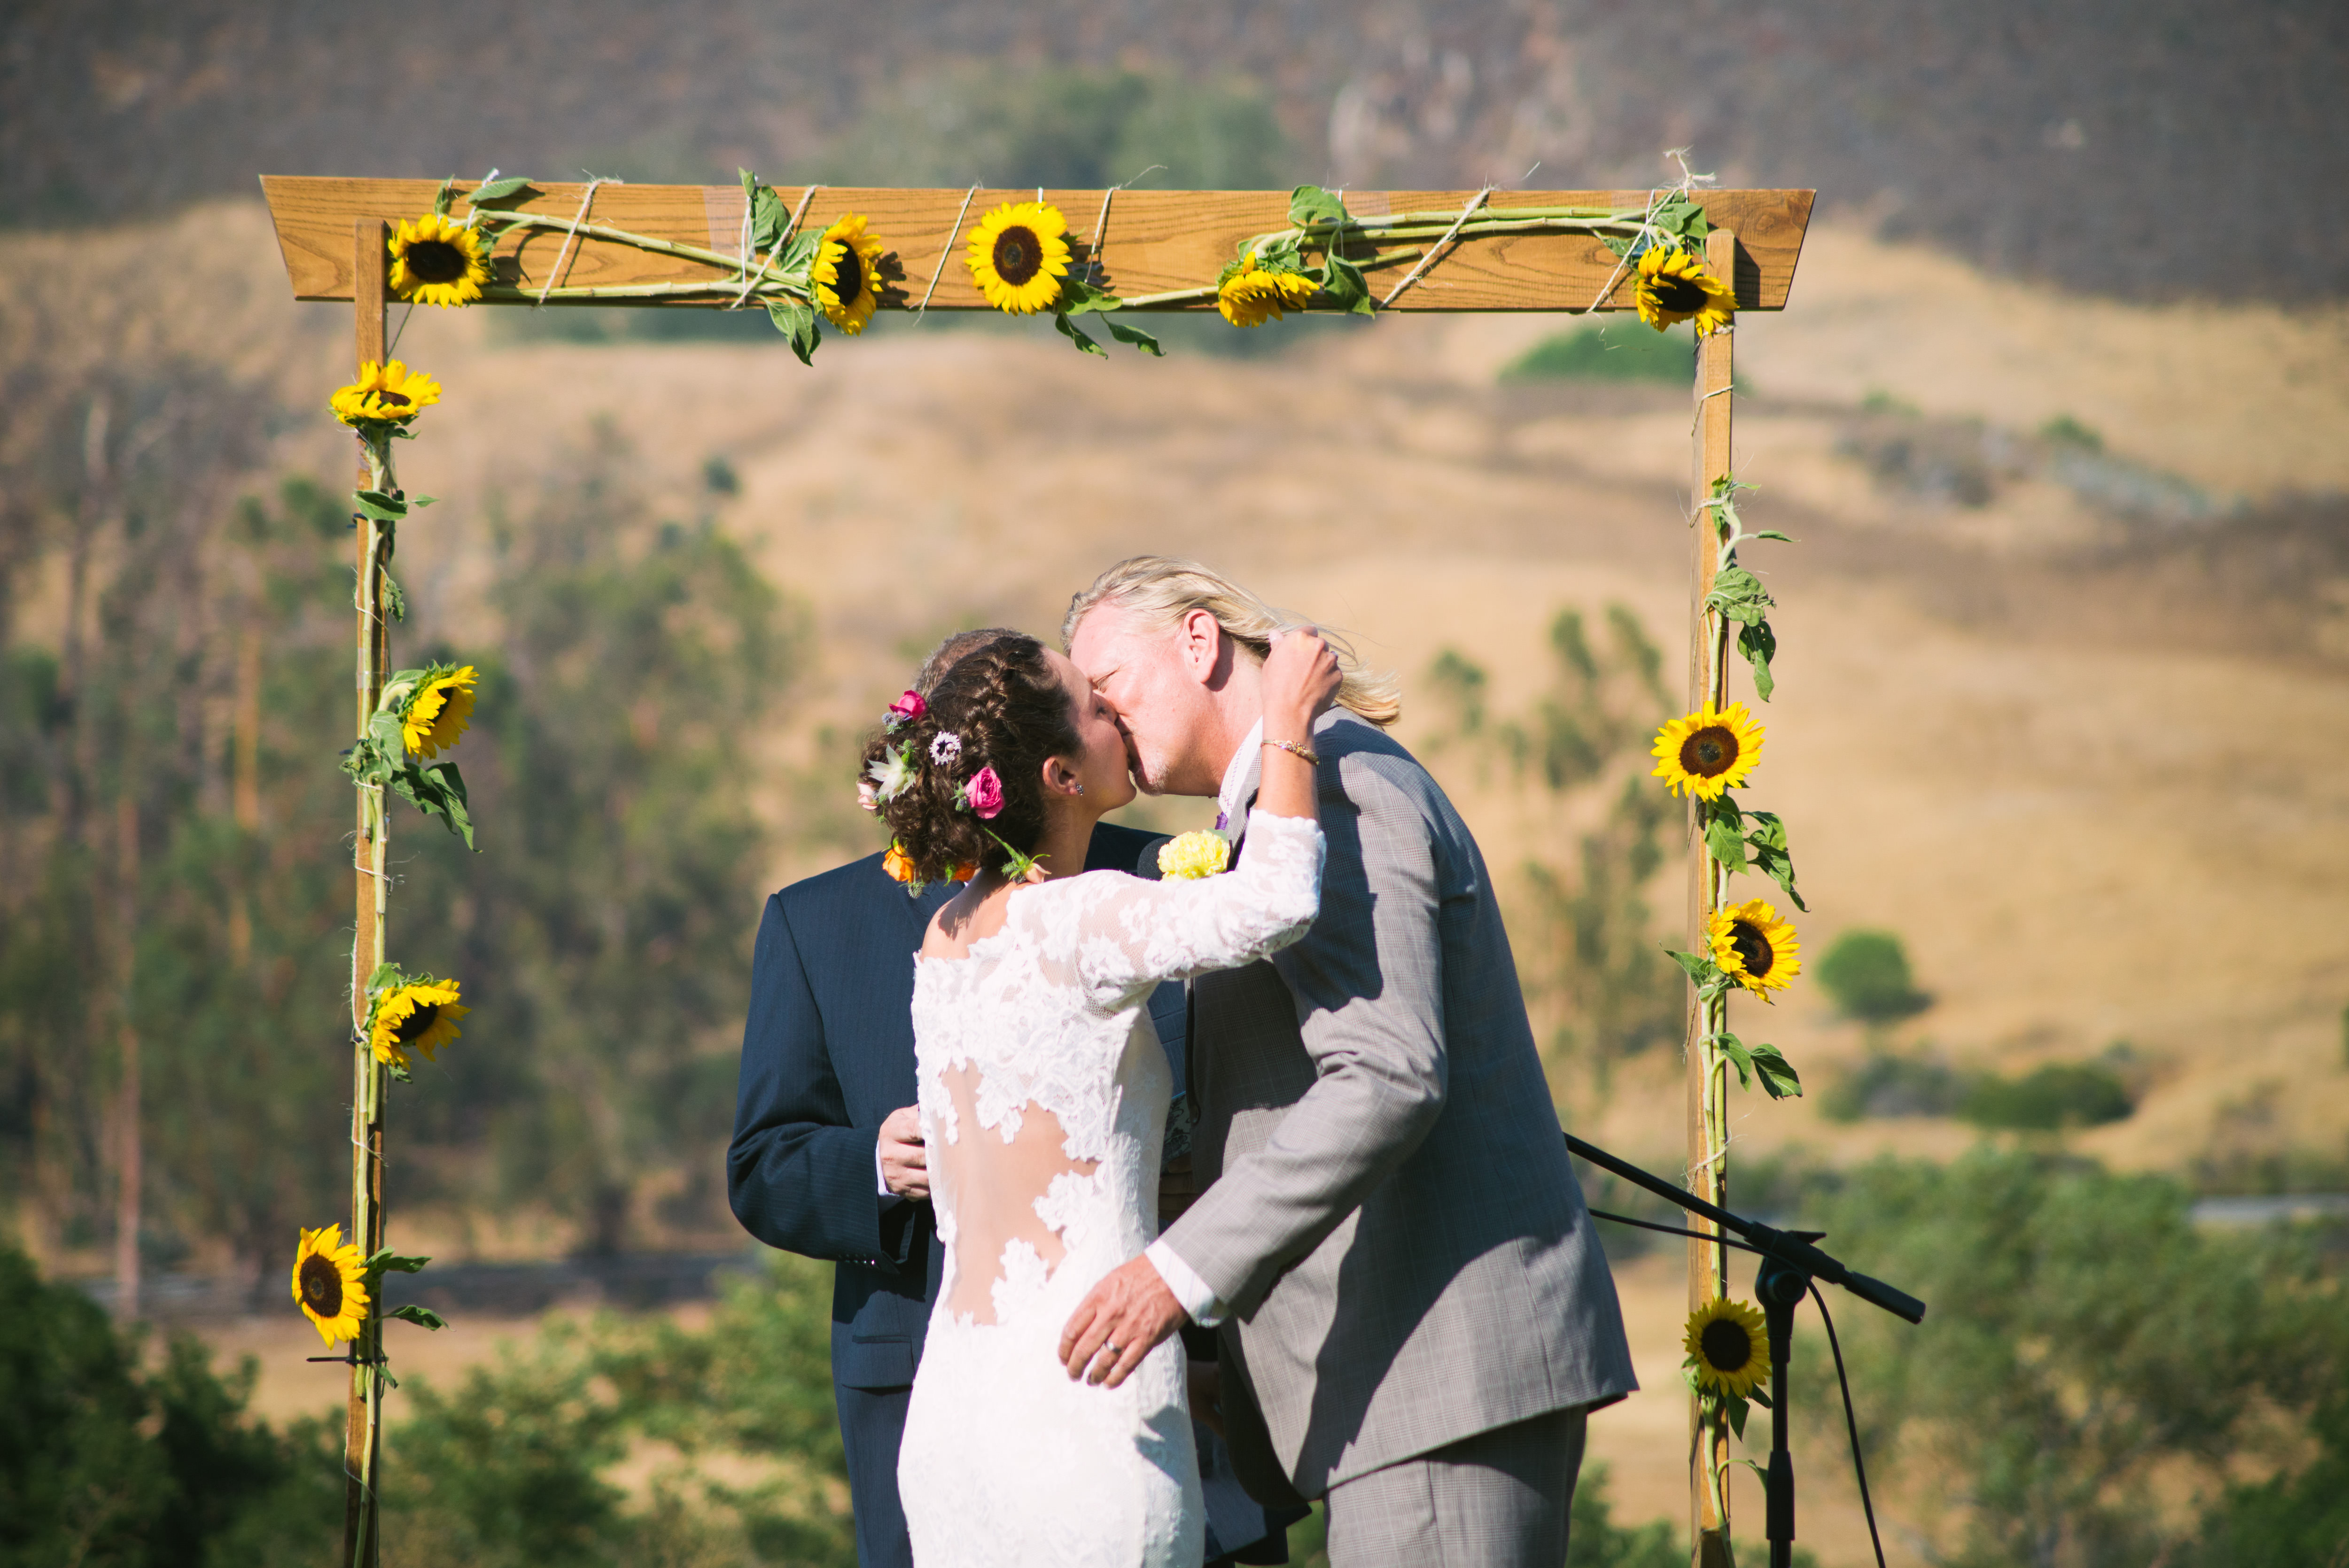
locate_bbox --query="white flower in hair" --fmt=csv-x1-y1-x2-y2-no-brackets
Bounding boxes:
929,731,963,767
867,743,916,803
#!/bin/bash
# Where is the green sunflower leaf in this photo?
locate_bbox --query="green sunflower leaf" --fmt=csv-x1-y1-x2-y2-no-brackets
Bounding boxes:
1288,185,1349,231
1317,252,1376,316
750,183,789,254
1709,1030,1758,1090
388,761,477,851
1058,276,1125,317
1737,619,1778,701
765,301,821,366
389,1304,448,1331
1053,311,1107,357
469,176,534,206
365,962,411,994
1600,232,1637,259
1106,319,1163,357
381,573,407,624
433,176,457,217
1704,812,1750,872
1665,946,1716,987
1703,566,1773,625
365,1250,431,1276
352,490,408,523
1750,1384,1774,1409
1754,529,1796,543
780,229,823,275
1725,1392,1750,1440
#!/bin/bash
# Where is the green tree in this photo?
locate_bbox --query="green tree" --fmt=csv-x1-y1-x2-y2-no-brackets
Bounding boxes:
0,1242,339,1566
1423,606,1682,1093
1812,928,1930,1026
1801,1149,2342,1568
389,428,796,1252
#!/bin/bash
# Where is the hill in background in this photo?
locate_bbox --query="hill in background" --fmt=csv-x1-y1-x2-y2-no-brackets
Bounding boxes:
5,0,2346,302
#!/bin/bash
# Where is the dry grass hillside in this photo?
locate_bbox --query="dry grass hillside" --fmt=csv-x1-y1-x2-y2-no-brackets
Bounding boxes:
6,200,2347,1562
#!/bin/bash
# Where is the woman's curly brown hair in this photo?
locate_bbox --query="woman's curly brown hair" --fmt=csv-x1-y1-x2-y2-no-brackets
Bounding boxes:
861,632,1081,885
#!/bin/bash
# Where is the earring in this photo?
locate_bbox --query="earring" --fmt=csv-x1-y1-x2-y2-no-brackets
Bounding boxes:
1074,782,1085,796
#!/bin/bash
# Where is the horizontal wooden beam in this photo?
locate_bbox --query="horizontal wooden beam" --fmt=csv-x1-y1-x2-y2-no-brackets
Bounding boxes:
259,178,1812,315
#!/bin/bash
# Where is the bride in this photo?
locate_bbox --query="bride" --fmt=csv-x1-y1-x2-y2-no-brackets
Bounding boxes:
865,626,1338,1568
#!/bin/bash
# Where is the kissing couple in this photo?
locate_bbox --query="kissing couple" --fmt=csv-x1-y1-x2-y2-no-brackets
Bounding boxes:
729,558,1636,1568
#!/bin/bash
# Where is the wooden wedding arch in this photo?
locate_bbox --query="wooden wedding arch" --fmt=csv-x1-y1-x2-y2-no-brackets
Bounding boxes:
261,175,1814,1568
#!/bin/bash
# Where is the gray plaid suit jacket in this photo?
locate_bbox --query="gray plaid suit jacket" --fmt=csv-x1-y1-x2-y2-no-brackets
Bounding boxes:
1163,711,1637,1499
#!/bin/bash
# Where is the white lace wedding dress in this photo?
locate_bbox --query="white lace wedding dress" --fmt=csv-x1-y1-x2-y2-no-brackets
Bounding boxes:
898,810,1324,1568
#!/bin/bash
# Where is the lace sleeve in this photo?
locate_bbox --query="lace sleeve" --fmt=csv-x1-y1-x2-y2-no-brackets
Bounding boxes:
1056,811,1324,1010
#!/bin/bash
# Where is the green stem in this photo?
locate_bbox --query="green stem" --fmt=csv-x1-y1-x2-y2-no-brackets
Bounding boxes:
481,211,769,275
480,280,810,304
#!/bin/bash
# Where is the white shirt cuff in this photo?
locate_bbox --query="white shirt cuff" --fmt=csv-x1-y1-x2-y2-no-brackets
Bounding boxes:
1144,1239,1227,1328
876,1134,902,1207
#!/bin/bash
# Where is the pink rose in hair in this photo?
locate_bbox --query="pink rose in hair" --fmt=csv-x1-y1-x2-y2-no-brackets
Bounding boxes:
884,690,926,730
964,766,1005,820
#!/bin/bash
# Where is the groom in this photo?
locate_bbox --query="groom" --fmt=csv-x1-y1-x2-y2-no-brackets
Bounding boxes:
1060,559,1638,1566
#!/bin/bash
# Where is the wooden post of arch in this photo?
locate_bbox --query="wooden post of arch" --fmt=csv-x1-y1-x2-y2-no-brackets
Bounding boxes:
258,179,1812,1565
342,217,391,1568
1685,224,1739,1568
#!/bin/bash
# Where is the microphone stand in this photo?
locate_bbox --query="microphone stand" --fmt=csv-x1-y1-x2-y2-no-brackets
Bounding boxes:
1563,1132,1926,1568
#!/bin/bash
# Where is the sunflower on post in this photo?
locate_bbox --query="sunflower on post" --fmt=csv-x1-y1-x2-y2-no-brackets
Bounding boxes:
1652,476,1807,1103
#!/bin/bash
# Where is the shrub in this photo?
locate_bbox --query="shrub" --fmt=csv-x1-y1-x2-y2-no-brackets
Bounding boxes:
1960,1061,2134,1130
1502,325,1692,384
1812,930,1930,1025
1819,1047,1964,1122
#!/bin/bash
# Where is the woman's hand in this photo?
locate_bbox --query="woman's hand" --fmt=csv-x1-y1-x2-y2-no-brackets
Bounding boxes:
1260,627,1341,739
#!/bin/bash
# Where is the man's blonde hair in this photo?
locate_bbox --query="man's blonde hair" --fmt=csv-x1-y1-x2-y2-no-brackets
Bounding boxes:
1063,556,1401,727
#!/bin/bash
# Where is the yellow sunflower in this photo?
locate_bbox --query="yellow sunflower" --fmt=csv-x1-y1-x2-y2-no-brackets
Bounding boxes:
368,978,468,1069
1632,245,1736,338
1650,702,1764,800
814,214,885,335
1217,254,1317,328
329,360,443,427
1708,897,1801,1000
400,666,477,758
292,1223,370,1345
388,212,492,308
966,201,1071,315
1685,1296,1768,1397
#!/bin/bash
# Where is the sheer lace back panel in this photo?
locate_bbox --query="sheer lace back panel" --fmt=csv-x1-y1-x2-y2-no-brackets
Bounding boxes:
931,1061,1099,1323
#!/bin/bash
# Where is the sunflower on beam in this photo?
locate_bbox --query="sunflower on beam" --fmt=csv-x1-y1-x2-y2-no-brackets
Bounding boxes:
388,212,492,309
967,201,1072,315
1633,245,1735,338
814,214,886,335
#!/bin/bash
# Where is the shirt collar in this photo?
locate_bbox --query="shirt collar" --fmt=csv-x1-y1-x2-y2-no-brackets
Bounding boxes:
1214,717,1264,831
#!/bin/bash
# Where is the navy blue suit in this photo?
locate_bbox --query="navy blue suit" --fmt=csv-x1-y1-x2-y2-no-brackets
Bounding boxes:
730,824,1291,1567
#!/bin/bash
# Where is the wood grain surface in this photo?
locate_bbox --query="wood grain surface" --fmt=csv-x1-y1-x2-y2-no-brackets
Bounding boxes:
259,178,1812,314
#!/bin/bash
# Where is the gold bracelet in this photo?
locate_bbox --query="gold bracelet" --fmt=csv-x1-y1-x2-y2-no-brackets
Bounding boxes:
1263,737,1321,768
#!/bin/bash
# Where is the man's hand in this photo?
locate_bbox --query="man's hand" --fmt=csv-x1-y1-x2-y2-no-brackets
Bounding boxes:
878,1105,928,1200
1060,1255,1188,1389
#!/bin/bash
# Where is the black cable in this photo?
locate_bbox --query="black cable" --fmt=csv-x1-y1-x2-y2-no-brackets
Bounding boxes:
1587,1207,1766,1255
1808,1281,1887,1568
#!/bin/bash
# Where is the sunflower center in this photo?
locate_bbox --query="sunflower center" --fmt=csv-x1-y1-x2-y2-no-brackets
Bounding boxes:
1679,725,1739,777
830,244,865,304
404,240,469,284
992,226,1041,286
1729,920,1773,978
1652,275,1706,312
393,1002,441,1044
299,1253,345,1316
1701,1316,1755,1374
